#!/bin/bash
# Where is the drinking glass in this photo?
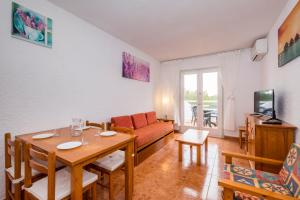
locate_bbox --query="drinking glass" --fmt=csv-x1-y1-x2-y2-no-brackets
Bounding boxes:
79,119,88,145
71,118,82,137
53,128,59,137
81,130,88,145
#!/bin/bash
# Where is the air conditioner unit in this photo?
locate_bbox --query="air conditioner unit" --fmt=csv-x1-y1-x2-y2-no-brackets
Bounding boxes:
251,38,268,61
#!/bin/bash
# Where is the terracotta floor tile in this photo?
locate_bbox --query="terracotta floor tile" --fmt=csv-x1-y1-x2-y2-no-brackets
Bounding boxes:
95,134,248,199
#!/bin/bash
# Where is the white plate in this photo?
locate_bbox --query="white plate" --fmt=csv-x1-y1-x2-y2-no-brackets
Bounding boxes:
57,141,82,150
32,133,55,139
100,131,117,137
74,126,90,131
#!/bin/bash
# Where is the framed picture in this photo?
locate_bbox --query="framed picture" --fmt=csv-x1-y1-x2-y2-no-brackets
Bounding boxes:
11,2,53,48
122,52,150,82
278,1,300,67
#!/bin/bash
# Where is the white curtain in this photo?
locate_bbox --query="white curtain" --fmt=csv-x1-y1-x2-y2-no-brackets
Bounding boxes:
219,50,241,132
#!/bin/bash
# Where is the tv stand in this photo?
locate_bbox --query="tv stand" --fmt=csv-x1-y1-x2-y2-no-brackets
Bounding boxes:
263,118,282,124
245,114,296,173
262,110,282,124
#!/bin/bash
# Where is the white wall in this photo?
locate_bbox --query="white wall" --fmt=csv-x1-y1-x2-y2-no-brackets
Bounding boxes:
159,49,262,137
0,0,160,198
261,0,300,142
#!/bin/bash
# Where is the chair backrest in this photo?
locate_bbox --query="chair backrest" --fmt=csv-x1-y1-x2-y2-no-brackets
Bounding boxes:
24,143,56,200
86,121,111,130
192,106,197,117
85,120,134,134
86,120,104,129
279,143,300,197
5,133,21,179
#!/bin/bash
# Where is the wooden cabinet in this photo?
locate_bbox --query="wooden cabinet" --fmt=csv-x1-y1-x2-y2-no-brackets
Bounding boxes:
246,114,296,173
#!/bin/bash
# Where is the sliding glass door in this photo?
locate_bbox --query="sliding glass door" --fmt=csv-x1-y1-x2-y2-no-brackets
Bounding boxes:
180,68,222,136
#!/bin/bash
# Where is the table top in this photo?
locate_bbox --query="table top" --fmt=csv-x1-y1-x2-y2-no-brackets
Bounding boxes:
17,127,136,166
175,129,209,145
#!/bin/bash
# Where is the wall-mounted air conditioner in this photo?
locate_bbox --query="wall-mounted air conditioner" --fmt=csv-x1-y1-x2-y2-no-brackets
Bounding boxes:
251,38,268,61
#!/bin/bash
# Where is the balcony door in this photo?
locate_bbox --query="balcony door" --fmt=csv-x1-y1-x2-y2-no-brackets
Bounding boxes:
180,68,223,137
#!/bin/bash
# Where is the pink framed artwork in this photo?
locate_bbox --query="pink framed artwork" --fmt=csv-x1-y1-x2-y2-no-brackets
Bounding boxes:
122,52,150,82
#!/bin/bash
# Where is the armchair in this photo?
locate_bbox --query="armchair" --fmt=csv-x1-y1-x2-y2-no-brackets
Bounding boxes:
219,143,300,200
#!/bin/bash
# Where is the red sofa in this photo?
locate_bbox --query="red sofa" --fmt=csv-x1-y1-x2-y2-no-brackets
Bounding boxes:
111,111,174,164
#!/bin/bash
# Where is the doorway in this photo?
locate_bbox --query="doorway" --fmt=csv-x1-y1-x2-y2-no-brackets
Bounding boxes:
180,68,223,137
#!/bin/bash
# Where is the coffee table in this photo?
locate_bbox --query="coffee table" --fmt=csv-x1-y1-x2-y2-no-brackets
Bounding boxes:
175,129,209,165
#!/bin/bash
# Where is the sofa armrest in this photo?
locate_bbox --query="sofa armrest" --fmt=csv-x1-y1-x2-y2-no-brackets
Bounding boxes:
219,179,297,200
157,119,175,124
222,151,283,166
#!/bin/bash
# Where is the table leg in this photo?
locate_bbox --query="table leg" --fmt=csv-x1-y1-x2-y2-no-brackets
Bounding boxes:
197,145,201,165
125,140,134,200
178,142,182,162
71,164,83,200
205,138,208,152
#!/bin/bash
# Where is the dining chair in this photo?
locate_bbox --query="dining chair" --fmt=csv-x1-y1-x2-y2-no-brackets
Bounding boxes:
5,132,46,200
23,142,98,200
5,132,22,200
90,150,125,200
86,120,110,131
86,121,133,200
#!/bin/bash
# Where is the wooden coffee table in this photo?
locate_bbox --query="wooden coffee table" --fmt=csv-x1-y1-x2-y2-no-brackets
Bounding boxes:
175,129,209,165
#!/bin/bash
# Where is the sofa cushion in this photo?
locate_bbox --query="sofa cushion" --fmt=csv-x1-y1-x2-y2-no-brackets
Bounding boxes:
146,111,157,125
131,113,148,129
111,116,134,129
134,122,173,148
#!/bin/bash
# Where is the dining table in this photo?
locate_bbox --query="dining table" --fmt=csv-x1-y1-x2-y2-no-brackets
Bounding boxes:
16,126,136,200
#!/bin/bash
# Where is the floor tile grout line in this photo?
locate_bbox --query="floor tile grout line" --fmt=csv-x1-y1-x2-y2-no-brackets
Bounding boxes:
204,145,218,199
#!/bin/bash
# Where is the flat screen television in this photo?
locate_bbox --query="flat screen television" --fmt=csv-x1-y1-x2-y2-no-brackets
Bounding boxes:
254,89,274,116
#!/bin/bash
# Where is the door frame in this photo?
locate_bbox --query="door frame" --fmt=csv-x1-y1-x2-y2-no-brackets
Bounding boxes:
180,67,223,137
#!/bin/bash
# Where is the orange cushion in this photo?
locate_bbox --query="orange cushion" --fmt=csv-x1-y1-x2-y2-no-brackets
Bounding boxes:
134,122,173,147
111,116,133,129
146,111,157,124
131,113,148,129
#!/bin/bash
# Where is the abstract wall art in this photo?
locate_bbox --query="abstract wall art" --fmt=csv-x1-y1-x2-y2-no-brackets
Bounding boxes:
12,2,53,48
122,52,150,82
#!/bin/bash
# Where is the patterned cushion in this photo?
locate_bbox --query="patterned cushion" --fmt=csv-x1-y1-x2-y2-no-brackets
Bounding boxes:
224,164,293,199
234,191,262,200
279,143,300,197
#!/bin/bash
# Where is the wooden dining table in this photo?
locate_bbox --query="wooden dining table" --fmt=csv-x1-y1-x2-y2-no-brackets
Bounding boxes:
17,126,136,200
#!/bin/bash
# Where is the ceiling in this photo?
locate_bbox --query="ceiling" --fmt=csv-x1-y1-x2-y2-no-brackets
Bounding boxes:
49,0,288,61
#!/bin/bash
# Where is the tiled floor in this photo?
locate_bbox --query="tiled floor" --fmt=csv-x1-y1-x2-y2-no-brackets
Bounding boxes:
96,134,249,200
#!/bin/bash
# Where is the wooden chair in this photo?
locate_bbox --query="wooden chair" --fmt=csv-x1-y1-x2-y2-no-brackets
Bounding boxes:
86,121,106,130
5,133,22,200
23,143,98,200
5,133,45,200
86,121,134,200
90,150,125,200
238,126,248,150
218,143,300,200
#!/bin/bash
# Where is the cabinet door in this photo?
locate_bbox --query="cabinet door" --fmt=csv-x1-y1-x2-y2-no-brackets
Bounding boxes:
255,127,293,173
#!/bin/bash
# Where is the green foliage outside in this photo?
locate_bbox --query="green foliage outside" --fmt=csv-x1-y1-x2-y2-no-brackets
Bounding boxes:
184,90,217,109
